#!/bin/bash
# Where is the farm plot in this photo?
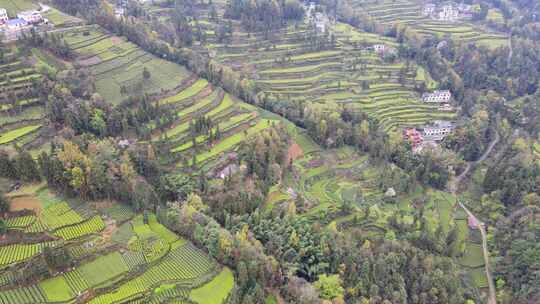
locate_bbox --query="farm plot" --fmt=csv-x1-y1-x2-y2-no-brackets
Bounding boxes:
0,44,49,153
39,201,85,230
89,242,218,304
63,26,191,104
0,241,61,267
349,0,507,48
0,285,46,304
175,7,453,132
0,122,41,146
0,179,231,302
161,79,209,105
190,267,234,304
0,0,38,15
39,276,74,302
190,119,276,167
4,215,36,229
159,92,233,141
53,215,106,240
76,252,130,288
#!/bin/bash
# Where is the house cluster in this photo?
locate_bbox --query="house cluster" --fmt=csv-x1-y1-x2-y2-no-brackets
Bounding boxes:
403,120,455,153
422,2,474,22
0,8,46,40
371,44,397,56
305,2,331,33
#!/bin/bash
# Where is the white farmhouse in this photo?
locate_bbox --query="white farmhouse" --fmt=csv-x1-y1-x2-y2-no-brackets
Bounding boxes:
438,4,459,21
0,8,8,25
373,44,386,53
373,44,396,55
114,7,125,19
422,121,454,141
17,11,42,24
313,12,328,33
422,3,436,16
422,90,452,103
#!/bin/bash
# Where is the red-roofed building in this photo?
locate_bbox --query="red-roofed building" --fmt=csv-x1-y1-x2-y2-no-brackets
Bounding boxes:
403,128,423,148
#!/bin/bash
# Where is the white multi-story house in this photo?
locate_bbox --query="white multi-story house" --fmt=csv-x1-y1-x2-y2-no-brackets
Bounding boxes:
0,8,8,25
422,3,436,16
439,4,459,21
372,44,396,55
17,11,42,24
422,121,454,141
314,12,327,33
422,90,452,103
373,44,386,53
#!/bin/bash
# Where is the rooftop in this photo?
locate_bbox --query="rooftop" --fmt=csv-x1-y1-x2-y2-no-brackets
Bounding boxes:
7,19,27,26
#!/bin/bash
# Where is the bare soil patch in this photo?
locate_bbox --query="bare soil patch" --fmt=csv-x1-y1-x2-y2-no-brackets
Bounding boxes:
287,142,304,163
101,219,116,243
9,195,42,214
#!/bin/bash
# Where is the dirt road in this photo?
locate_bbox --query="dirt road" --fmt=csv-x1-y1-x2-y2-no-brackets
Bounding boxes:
449,131,500,304
458,202,497,304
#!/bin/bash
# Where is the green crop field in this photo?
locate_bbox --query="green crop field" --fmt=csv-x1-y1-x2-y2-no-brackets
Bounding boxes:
42,8,80,27
191,119,275,165
89,242,217,303
0,42,51,154
53,215,106,240
163,9,457,132
0,183,232,303
0,0,38,15
459,243,485,268
40,276,74,302
0,241,60,267
0,125,41,145
40,201,85,230
4,215,36,228
63,26,191,104
162,79,209,105
190,267,234,304
348,0,507,49
148,214,181,244
0,285,46,304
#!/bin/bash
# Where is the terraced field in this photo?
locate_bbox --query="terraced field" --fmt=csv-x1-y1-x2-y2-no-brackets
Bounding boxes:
140,4,455,132
151,74,280,171
62,26,191,104
0,184,234,304
349,0,508,48
0,46,49,153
